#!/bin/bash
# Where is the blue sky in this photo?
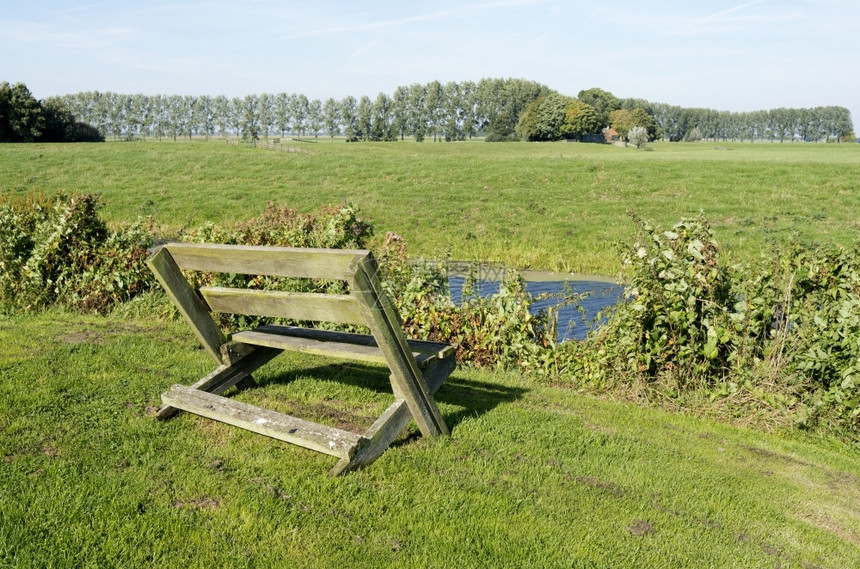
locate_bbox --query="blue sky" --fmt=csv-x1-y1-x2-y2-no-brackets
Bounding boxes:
2,0,858,124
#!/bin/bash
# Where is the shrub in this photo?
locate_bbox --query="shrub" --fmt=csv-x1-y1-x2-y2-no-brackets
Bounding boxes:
628,126,649,149
578,214,860,436
0,193,153,313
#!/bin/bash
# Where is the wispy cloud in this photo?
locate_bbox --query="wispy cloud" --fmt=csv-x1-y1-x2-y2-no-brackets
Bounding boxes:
285,0,550,39
686,0,768,28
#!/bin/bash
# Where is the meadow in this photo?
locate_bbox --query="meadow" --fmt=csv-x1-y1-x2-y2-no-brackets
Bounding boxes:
2,139,859,567
1,139,858,274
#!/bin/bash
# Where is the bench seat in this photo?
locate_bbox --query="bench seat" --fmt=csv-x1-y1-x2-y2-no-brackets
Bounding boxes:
231,325,455,369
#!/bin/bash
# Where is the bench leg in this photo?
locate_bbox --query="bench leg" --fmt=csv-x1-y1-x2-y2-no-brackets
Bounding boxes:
330,399,412,476
157,346,282,420
329,353,456,476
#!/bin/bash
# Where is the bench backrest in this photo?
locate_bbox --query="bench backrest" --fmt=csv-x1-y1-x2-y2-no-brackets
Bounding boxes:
165,243,375,327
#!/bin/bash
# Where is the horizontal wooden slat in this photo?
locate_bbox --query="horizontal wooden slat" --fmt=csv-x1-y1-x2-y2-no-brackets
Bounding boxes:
161,385,368,459
163,243,368,280
199,287,366,326
230,325,454,367
249,325,455,359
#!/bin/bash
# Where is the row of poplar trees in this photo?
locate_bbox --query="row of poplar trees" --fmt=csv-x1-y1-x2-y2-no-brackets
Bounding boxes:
4,78,854,144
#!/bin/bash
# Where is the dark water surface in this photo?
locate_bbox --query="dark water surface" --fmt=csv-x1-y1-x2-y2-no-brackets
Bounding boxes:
447,273,624,342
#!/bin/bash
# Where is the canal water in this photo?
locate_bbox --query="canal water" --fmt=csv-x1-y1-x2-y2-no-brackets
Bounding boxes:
445,267,624,342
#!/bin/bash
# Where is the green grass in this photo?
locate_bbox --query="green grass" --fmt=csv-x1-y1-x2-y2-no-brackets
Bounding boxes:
1,310,859,567
1,139,858,274
3,140,860,566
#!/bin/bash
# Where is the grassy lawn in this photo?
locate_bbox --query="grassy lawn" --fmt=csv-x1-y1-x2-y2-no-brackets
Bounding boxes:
1,310,858,568
2,140,860,566
1,139,858,274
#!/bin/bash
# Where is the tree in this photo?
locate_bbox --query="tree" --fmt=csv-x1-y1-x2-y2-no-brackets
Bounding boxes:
355,95,372,141
561,100,599,139
307,99,323,138
212,95,230,138
629,108,656,140
323,97,339,138
39,96,103,142
257,93,273,140
294,94,309,137
240,94,260,143
407,83,426,142
371,92,393,141
340,95,357,141
391,85,409,140
628,126,649,148
577,87,620,129
273,93,291,138
424,80,444,142
609,109,634,140
516,93,568,141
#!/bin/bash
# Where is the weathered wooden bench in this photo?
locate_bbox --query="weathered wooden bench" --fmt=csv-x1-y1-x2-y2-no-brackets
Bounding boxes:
147,243,455,475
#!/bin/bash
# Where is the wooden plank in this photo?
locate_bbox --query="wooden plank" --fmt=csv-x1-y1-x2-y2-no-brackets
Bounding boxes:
147,247,226,365
157,346,282,420
248,325,453,358
165,243,369,281
162,385,368,460
330,399,411,476
348,254,449,437
199,287,366,326
231,326,438,368
330,353,454,475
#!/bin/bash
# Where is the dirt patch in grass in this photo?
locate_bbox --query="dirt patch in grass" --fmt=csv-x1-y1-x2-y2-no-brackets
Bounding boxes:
60,330,106,344
627,519,655,536
741,445,811,467
797,510,860,546
175,498,221,510
570,475,627,498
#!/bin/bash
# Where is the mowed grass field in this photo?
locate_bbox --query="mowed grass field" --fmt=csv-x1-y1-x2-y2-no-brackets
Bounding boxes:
2,139,858,274
1,312,859,567
2,140,860,567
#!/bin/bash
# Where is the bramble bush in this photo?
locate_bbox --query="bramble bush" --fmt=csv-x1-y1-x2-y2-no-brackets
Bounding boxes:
0,193,153,313
579,214,860,436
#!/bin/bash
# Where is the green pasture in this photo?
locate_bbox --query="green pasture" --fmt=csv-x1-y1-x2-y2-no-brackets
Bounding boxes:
1,311,858,568
2,139,860,566
1,139,858,274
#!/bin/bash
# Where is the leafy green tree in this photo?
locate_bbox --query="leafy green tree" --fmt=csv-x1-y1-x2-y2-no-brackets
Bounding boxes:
212,95,230,138
424,80,444,141
516,93,567,141
294,94,309,137
577,87,620,129
257,93,273,140
38,97,103,142
323,97,339,138
273,93,291,138
609,109,633,140
391,86,409,140
561,100,599,139
371,92,394,141
308,99,322,138
240,94,260,143
340,95,357,141
355,95,372,141
408,83,426,142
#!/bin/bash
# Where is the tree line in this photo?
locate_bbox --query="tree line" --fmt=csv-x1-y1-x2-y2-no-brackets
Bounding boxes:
0,82,103,142
1,79,854,144
517,87,853,143
50,78,552,143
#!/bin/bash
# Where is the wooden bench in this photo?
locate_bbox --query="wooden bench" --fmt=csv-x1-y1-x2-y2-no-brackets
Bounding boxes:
147,243,455,475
